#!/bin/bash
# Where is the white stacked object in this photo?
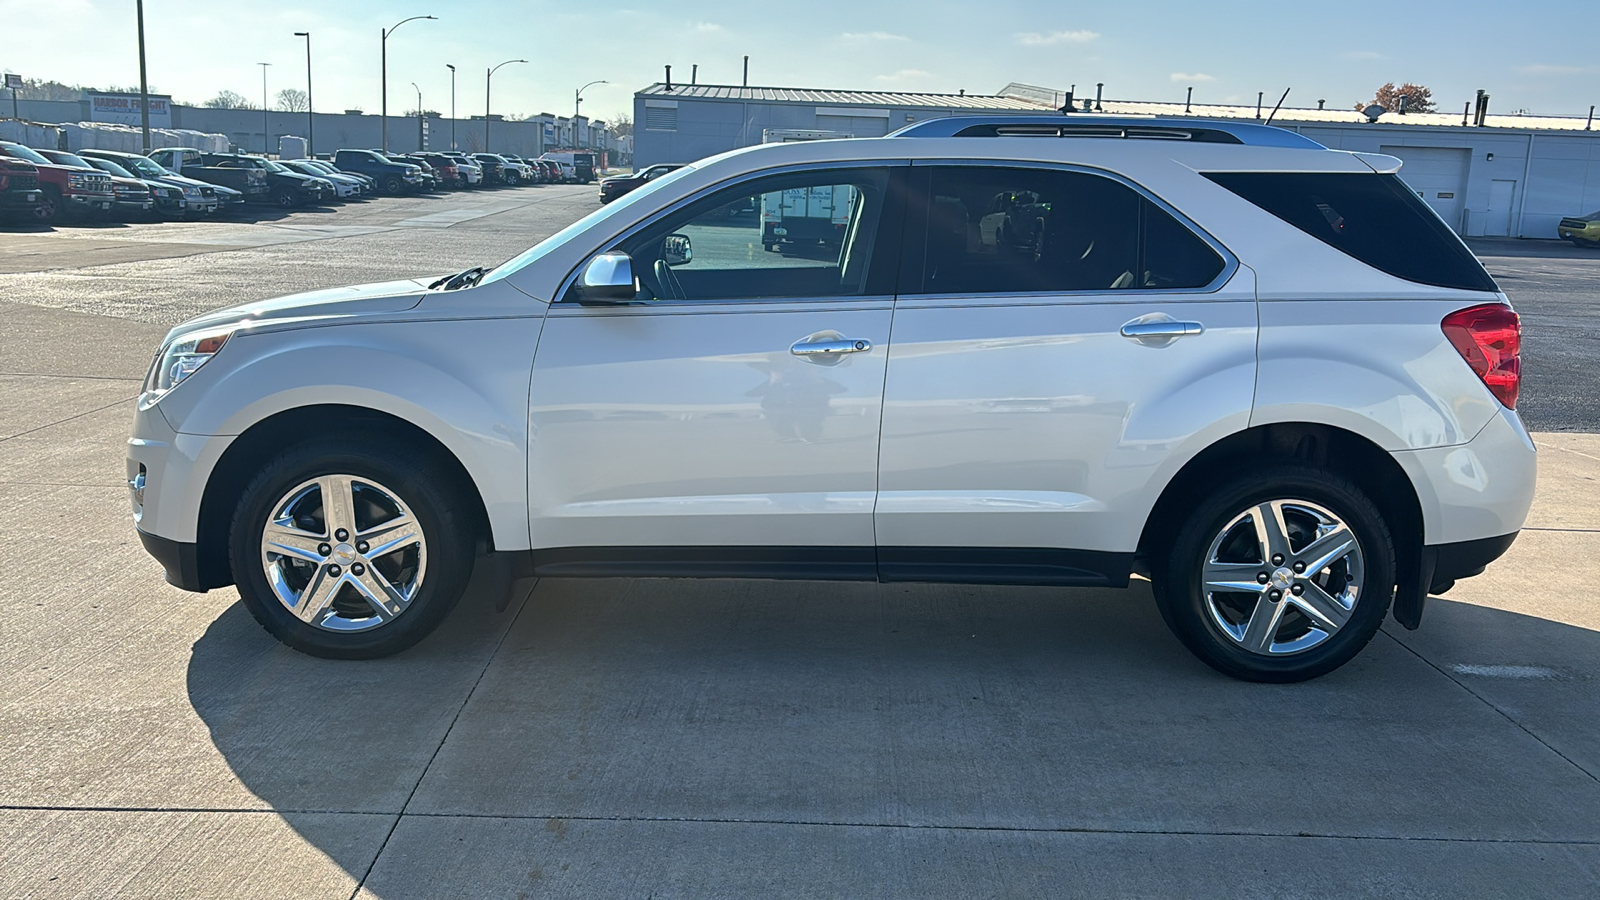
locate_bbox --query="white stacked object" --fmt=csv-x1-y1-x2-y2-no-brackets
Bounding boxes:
277,136,308,160
56,122,229,154
0,120,64,149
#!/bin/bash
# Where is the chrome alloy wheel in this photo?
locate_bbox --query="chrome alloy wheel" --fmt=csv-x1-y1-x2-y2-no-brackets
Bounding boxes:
1199,499,1365,656
259,475,427,632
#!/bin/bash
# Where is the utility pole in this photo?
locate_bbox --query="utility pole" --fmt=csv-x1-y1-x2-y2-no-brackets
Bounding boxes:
136,0,151,153
294,31,313,156
446,64,456,149
259,62,271,154
381,15,436,151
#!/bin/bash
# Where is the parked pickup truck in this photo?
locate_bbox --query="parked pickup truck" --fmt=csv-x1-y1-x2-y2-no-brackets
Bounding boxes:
0,140,115,223
331,149,425,194
0,155,43,219
148,148,271,203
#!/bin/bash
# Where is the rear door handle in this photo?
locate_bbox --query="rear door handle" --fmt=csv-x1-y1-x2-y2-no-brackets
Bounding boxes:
791,338,872,357
1120,320,1204,338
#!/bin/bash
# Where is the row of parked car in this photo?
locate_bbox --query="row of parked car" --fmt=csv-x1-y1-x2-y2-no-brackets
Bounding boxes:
0,141,594,224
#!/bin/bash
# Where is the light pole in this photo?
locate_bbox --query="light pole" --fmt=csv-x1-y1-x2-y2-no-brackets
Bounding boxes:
411,82,423,151
258,62,271,154
574,79,607,148
381,14,435,151
446,64,456,150
136,0,151,153
294,31,313,156
485,58,527,153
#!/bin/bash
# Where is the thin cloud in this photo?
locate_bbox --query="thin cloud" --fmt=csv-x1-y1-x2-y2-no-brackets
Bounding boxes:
875,69,933,83
693,21,725,33
1170,72,1216,83
841,31,910,42
1516,64,1599,75
1015,30,1100,46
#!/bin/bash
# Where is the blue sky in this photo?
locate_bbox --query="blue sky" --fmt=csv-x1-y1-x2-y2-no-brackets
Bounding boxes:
3,0,1597,121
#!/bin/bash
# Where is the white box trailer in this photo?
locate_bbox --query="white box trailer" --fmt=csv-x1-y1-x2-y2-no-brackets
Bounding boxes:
758,129,854,251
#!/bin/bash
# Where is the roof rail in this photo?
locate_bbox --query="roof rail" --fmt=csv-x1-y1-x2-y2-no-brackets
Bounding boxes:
888,115,1325,149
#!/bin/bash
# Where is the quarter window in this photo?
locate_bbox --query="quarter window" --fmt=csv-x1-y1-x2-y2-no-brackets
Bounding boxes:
1203,171,1498,292
915,166,1225,295
569,167,895,303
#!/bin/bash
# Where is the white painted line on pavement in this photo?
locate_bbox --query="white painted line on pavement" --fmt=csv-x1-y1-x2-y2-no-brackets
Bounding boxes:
1449,664,1560,679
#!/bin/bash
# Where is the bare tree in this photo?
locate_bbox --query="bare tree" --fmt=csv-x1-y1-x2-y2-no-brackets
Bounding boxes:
608,111,633,138
1356,82,1436,114
276,88,309,112
205,90,253,109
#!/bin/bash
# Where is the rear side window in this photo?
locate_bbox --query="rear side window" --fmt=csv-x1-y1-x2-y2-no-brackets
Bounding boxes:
915,166,1226,295
1203,172,1497,292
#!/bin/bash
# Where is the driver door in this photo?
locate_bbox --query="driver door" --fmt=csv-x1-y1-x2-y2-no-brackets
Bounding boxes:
526,164,908,576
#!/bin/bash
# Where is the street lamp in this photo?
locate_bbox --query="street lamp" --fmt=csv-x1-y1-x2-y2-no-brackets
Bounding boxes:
485,58,527,153
258,62,271,154
411,82,423,151
445,64,456,150
381,14,435,151
574,79,607,148
294,31,313,156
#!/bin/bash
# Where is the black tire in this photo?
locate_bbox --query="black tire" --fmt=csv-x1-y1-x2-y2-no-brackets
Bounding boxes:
505,171,521,186
276,188,300,208
1151,465,1395,683
228,435,477,659
383,175,403,194
34,187,62,223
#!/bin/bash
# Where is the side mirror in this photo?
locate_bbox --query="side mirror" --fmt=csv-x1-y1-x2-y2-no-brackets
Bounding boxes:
577,252,639,304
662,233,693,267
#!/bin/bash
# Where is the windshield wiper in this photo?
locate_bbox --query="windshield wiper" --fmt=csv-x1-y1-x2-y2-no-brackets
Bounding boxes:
428,266,489,290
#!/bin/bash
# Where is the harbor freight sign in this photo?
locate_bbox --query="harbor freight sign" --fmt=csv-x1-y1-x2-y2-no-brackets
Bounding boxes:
88,93,172,127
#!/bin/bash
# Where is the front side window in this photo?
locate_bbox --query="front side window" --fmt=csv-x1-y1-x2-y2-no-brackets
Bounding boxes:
566,166,895,304
916,166,1225,295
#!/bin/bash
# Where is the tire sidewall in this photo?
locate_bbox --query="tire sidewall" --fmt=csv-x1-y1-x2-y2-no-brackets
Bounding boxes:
228,439,474,659
1155,466,1396,682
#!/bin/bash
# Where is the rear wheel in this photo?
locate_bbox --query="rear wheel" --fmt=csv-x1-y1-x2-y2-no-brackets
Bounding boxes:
229,437,476,659
1152,465,1395,682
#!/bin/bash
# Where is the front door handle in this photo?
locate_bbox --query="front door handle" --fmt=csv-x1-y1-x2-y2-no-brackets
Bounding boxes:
791,338,872,357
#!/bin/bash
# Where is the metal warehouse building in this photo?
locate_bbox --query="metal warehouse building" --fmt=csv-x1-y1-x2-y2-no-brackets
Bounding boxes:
633,81,1600,240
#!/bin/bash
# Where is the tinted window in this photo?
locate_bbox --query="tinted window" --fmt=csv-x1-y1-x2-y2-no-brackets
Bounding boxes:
1203,172,1497,292
917,166,1224,294
568,167,894,304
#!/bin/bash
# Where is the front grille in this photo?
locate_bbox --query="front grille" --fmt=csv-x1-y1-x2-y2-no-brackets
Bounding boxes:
7,174,38,191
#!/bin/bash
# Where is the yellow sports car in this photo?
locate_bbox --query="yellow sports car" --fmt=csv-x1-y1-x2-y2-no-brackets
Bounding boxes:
1558,211,1600,246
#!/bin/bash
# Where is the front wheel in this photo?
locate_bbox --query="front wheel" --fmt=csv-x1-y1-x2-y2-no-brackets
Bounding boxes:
383,175,403,194
228,437,476,658
34,188,62,223
1151,465,1395,682
276,188,300,208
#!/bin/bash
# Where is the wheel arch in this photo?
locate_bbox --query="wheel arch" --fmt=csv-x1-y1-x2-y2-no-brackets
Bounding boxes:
1137,422,1425,622
192,404,494,591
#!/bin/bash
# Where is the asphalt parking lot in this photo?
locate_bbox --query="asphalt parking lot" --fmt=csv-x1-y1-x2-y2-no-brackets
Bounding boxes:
1,191,1598,898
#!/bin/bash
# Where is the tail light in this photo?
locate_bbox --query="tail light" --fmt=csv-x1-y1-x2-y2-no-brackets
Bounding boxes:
1442,303,1520,409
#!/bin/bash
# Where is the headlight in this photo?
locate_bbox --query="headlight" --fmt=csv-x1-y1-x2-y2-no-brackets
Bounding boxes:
183,186,201,197
144,327,234,398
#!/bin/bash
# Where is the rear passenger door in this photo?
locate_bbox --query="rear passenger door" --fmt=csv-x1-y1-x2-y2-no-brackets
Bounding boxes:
874,163,1259,584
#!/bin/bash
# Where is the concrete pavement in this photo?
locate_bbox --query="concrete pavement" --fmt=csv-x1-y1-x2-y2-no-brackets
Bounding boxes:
1,195,1597,898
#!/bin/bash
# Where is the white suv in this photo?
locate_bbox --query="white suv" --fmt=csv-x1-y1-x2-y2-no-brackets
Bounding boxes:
128,116,1534,681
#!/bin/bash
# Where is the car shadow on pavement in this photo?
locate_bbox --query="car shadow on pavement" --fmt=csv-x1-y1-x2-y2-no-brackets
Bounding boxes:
184,578,1600,891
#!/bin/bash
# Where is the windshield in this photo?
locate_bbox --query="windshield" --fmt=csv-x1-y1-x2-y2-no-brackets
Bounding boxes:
48,152,95,168
123,156,165,178
89,159,135,178
2,143,51,165
266,161,292,173
480,163,698,288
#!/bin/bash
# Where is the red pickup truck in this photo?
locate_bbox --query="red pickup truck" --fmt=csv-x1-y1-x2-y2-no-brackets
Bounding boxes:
0,140,115,223
0,155,43,219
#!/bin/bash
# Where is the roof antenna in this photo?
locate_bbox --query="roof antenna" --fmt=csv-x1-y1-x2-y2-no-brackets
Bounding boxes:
1263,87,1290,125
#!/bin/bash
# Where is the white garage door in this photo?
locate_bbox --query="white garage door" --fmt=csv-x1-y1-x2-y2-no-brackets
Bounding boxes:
1381,145,1470,232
